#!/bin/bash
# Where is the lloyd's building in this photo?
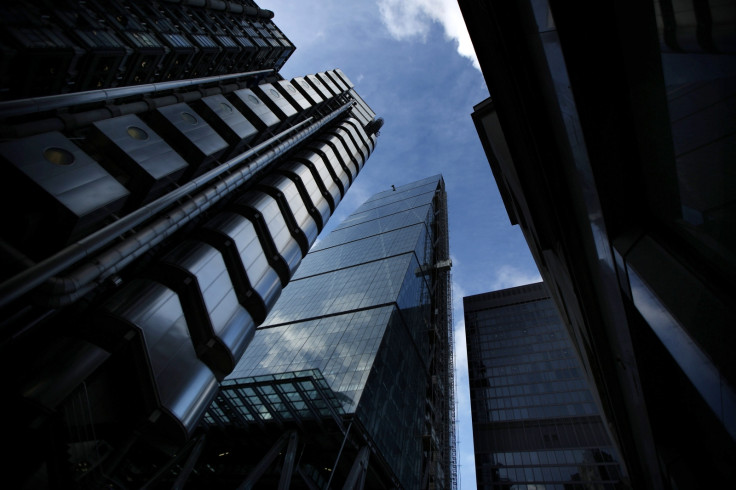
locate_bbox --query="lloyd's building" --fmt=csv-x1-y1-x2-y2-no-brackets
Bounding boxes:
0,1,381,487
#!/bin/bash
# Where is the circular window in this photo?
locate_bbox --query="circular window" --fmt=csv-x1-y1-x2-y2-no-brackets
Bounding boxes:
43,147,75,166
127,126,149,140
219,102,233,114
270,88,281,98
180,112,198,124
301,81,309,90
287,85,296,93
247,94,260,105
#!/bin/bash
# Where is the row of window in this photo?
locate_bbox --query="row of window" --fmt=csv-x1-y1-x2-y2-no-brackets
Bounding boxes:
493,464,620,484
475,402,598,422
473,339,573,359
475,389,594,409
471,378,590,399
471,367,582,389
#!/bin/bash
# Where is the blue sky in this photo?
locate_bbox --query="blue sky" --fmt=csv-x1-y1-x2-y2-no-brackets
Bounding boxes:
260,1,541,487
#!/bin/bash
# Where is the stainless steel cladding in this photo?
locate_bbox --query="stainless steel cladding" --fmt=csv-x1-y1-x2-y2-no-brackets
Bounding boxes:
335,121,369,168
89,114,189,202
275,80,313,116
325,70,350,93
294,150,344,211
330,126,365,170
316,71,346,96
307,140,351,191
191,94,259,157
199,212,283,323
252,83,299,126
258,174,320,252
0,131,129,257
96,278,220,440
278,160,332,230
230,88,281,134
148,102,228,170
154,241,256,375
344,117,376,154
233,191,303,284
292,76,324,107
317,134,359,179
333,68,355,89
305,74,334,102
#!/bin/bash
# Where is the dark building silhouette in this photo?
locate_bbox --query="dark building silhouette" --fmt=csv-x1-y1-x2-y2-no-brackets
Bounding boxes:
458,0,736,487
0,1,383,487
202,175,455,489
464,283,624,490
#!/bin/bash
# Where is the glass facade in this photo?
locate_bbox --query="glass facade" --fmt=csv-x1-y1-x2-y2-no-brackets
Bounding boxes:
224,174,453,489
464,283,624,490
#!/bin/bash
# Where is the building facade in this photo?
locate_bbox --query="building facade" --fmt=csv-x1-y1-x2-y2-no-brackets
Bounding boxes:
464,283,624,490
202,175,455,489
458,0,736,486
0,1,383,488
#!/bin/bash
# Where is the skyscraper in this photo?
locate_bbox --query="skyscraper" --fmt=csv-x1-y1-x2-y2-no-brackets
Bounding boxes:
0,1,383,487
202,175,455,489
464,283,625,490
458,0,736,486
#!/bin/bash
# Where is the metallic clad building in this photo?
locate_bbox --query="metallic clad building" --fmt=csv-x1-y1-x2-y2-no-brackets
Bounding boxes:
203,176,456,489
464,283,624,489
0,1,383,487
458,0,736,486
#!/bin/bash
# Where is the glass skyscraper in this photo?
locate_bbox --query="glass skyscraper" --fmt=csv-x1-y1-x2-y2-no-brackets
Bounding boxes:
204,175,455,489
464,283,624,489
0,2,384,487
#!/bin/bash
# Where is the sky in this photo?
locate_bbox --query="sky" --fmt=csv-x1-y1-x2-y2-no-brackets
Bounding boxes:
259,1,542,487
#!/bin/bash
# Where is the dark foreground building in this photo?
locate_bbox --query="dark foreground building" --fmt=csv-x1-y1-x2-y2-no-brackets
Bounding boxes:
0,1,383,488
464,283,624,489
458,0,736,487
203,175,456,489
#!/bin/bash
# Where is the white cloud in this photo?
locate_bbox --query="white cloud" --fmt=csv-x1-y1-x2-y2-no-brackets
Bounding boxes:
491,265,542,290
377,0,480,71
